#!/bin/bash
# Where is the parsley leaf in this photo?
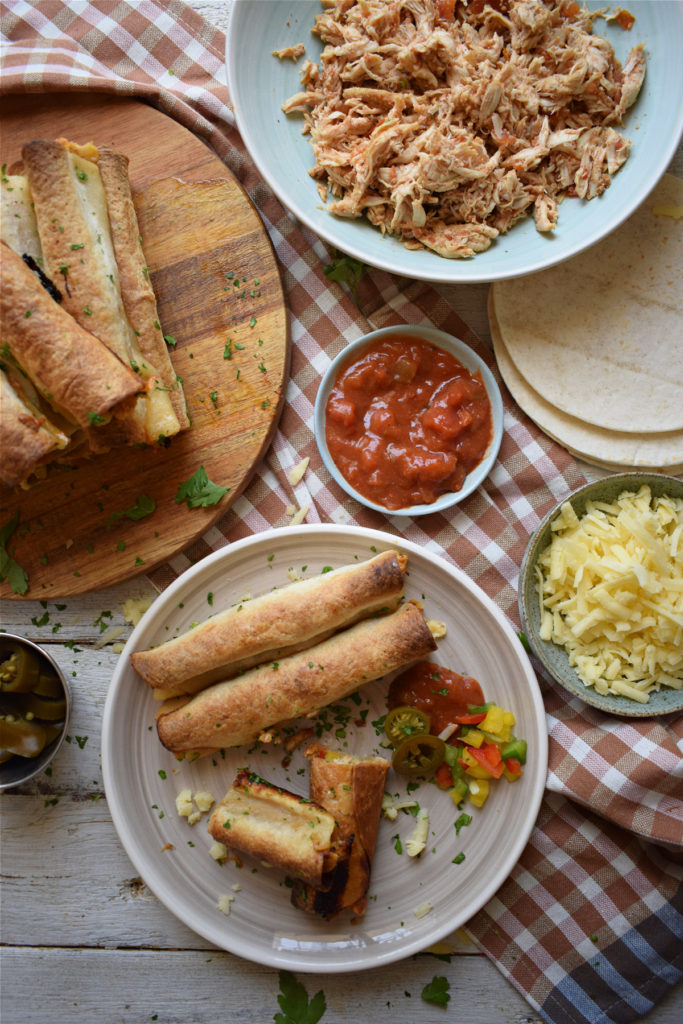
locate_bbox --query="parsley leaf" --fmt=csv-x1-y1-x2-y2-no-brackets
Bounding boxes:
323,251,366,307
274,970,326,1024
422,976,451,1007
0,512,29,595
175,465,228,509
107,494,156,528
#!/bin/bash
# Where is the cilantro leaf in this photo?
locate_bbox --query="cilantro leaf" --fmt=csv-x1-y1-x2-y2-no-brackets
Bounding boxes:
323,251,366,307
0,512,29,595
175,466,228,509
421,975,451,1008
107,494,156,528
517,629,531,652
274,970,326,1024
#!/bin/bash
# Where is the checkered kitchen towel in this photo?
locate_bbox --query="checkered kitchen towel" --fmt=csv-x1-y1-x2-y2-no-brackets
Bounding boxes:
1,3,681,1022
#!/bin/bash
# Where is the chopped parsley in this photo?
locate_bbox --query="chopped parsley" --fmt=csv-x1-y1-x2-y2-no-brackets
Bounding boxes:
175,465,228,509
0,512,28,594
107,494,156,527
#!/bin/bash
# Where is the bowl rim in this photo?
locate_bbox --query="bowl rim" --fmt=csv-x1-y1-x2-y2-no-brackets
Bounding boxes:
225,0,683,285
313,323,504,516
518,472,683,717
0,632,71,791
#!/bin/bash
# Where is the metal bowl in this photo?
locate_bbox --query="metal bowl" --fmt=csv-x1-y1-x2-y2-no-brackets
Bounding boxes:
0,634,71,791
518,473,683,717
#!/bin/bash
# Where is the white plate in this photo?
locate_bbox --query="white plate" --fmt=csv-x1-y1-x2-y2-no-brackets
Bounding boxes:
102,525,547,973
226,1,683,283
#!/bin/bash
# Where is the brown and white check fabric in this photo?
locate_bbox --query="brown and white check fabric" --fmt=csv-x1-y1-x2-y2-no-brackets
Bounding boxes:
2,4,681,1021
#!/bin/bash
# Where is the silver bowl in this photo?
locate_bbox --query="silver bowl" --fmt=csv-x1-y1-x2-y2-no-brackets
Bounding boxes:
0,633,71,791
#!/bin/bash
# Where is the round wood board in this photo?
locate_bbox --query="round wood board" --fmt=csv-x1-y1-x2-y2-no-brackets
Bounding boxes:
0,94,289,600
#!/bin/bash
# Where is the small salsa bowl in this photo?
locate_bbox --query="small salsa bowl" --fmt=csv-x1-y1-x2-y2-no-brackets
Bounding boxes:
518,472,683,717
0,633,71,791
314,325,503,517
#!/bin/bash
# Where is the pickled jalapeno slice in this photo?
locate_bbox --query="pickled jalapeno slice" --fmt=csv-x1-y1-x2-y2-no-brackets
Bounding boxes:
392,734,446,777
384,705,431,747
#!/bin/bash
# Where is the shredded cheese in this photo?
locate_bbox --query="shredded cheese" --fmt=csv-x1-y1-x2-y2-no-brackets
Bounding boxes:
122,596,153,627
381,793,418,820
405,807,429,857
536,485,683,701
287,503,310,526
288,457,310,486
217,893,235,916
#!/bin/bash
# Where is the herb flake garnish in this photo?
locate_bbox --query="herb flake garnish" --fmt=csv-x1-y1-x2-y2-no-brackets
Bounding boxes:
175,466,228,509
107,494,156,528
323,251,366,306
421,975,451,1008
0,512,28,594
274,970,326,1024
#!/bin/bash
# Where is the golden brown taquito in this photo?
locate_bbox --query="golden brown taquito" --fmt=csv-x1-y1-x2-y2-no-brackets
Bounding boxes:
0,241,143,431
156,601,436,757
133,550,408,699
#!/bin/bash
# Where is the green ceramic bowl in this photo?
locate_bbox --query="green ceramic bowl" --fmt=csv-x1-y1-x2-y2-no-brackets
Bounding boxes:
519,473,683,718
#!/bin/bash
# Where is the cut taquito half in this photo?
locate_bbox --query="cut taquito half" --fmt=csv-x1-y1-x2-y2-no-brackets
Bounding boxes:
21,139,184,445
0,171,43,264
1,241,143,431
156,601,437,757
133,549,408,699
291,743,390,919
207,770,351,890
0,364,69,491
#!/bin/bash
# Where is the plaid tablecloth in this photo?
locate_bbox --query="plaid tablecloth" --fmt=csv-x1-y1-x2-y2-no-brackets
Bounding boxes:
2,3,681,1022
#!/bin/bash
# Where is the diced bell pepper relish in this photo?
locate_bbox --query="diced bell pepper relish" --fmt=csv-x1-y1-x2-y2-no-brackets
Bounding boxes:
386,661,527,811
325,335,493,510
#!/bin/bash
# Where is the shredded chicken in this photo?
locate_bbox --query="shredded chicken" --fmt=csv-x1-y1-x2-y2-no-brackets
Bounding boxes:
281,0,645,259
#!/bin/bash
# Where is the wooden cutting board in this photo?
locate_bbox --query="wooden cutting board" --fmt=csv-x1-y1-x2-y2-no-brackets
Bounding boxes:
0,93,289,599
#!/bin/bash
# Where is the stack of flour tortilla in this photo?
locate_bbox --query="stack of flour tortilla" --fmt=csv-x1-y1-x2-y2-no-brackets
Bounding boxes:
489,175,683,473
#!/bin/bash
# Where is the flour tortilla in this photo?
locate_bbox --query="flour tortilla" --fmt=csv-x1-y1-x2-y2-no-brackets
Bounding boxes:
489,293,683,470
490,175,683,434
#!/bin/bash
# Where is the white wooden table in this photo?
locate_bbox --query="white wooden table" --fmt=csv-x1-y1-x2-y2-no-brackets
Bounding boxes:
2,3,682,1021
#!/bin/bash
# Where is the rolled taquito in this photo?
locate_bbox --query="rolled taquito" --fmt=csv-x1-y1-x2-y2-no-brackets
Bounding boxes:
22,139,183,445
1,241,143,430
95,147,189,430
291,743,389,919
207,770,351,890
133,549,408,699
0,365,68,491
0,172,43,263
156,601,437,757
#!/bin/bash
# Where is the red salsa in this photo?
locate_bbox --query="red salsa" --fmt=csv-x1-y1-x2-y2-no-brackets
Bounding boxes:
388,661,485,736
325,335,492,510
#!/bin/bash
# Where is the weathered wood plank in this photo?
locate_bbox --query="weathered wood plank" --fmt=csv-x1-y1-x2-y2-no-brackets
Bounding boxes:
0,947,547,1024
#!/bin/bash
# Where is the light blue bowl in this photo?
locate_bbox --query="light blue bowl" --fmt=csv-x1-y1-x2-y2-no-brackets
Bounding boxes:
313,325,503,516
519,473,683,718
226,1,683,284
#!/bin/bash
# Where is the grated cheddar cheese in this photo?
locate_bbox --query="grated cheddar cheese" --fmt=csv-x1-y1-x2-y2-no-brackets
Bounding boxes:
536,485,683,702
